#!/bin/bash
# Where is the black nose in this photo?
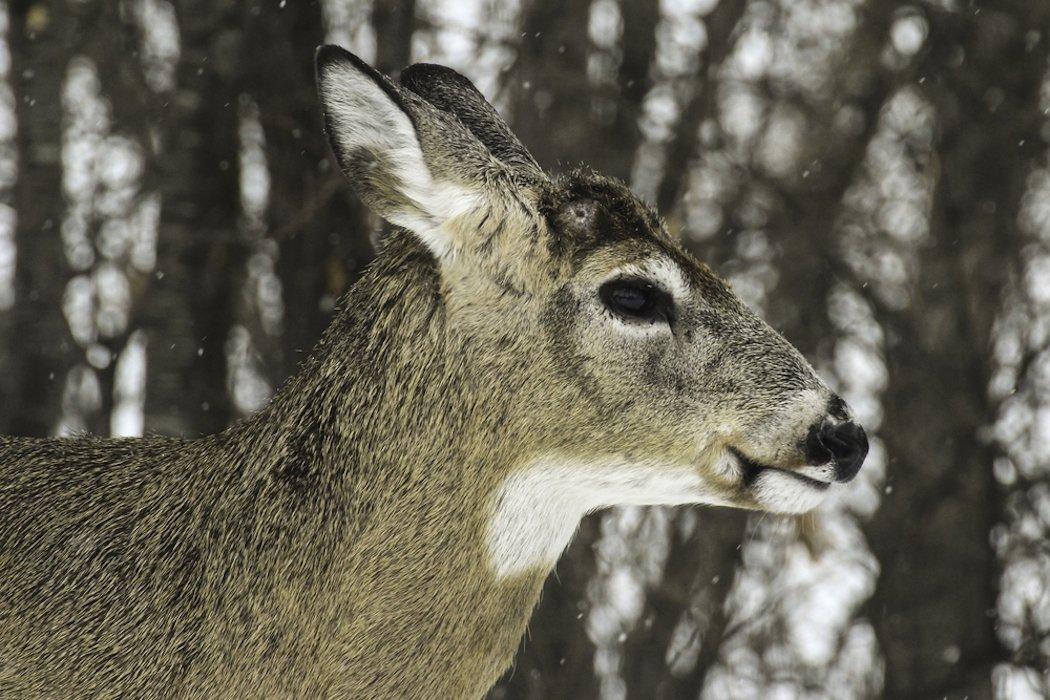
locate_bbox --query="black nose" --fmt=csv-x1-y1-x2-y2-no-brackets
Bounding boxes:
806,420,868,482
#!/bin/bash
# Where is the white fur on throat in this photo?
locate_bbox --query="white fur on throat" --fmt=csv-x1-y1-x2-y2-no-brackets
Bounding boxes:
485,457,722,580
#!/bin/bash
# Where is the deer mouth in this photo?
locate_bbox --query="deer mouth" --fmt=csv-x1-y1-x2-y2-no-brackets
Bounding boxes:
729,447,831,492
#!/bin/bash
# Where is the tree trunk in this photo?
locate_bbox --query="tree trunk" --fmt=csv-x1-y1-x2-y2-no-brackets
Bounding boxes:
141,0,246,437
372,0,416,75
620,509,746,698
243,0,376,385
3,0,79,437
865,3,1049,696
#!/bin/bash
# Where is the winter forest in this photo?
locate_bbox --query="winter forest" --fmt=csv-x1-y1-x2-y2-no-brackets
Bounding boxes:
1,0,1048,697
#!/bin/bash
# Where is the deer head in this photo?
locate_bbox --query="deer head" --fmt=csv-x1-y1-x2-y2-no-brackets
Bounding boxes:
315,47,868,580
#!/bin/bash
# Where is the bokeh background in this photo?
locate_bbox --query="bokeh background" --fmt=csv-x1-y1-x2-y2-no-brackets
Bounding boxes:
1,0,1048,697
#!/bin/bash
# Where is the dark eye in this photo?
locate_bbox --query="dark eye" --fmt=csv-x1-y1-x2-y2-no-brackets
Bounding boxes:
599,278,674,324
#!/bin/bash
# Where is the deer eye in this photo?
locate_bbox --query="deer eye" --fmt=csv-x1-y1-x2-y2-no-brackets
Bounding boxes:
599,278,674,325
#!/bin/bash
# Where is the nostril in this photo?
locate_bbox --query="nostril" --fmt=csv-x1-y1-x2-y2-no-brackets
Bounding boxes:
823,421,868,483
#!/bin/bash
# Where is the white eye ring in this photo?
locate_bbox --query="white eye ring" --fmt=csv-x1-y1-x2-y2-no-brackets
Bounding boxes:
597,258,690,333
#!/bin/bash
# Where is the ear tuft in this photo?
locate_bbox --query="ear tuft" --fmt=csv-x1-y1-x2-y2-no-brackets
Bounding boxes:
315,44,458,249
314,45,414,177
315,44,407,117
314,47,524,262
400,63,542,177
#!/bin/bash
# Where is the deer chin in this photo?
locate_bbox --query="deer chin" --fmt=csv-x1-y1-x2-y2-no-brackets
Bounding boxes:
729,447,831,514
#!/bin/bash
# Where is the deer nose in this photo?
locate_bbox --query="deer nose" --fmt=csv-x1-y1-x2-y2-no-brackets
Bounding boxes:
814,421,868,482
804,418,868,482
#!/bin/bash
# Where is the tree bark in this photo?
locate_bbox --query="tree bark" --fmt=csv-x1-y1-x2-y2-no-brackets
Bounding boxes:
243,0,376,385
865,3,1049,696
372,0,416,75
141,0,246,437
3,0,79,437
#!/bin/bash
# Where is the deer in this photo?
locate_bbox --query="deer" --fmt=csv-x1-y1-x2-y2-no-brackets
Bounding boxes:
0,46,868,698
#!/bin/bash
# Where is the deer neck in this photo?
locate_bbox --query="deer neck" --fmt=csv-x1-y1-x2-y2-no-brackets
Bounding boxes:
234,240,564,695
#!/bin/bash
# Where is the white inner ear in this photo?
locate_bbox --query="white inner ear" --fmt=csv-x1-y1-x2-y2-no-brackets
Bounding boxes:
319,62,481,258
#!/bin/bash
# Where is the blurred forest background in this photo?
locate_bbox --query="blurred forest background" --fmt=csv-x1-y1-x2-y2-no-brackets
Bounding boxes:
0,0,1048,697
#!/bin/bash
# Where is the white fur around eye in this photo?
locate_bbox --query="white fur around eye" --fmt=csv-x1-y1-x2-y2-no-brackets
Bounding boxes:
601,307,673,335
647,258,692,302
598,258,691,335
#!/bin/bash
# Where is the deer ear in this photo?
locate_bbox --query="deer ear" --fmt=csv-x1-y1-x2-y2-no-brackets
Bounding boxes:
400,63,543,178
315,45,490,258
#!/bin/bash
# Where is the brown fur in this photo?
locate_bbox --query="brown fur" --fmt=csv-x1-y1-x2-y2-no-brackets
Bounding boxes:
2,237,549,697
0,48,861,697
